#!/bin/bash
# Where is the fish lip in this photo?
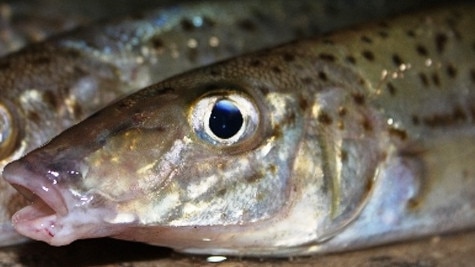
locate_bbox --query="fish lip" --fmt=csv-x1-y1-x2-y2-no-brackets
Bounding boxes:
3,160,125,246
3,160,68,220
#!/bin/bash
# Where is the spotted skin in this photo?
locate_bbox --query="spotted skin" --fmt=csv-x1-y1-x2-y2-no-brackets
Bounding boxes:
3,4,474,256
0,0,446,246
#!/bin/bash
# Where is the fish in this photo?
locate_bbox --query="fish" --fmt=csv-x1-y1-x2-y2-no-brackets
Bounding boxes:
0,0,445,246
0,0,175,56
4,3,475,257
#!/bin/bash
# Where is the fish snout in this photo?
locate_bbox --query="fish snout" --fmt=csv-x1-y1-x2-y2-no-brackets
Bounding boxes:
3,157,69,216
4,150,86,188
2,153,111,246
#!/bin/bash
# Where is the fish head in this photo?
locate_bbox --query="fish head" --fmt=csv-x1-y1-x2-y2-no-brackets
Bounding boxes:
3,49,384,254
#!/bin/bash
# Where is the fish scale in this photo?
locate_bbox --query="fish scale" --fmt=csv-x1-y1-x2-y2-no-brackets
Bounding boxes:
3,4,474,256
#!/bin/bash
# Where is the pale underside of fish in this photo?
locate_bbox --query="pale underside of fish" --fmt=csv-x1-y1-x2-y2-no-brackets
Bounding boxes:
0,0,445,246
3,3,475,256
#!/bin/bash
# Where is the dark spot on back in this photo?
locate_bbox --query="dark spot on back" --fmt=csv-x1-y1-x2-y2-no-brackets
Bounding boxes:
268,164,277,174
282,53,295,62
318,71,328,81
42,90,59,110
431,72,441,87
249,59,262,67
317,111,333,125
406,30,416,38
245,171,264,183
318,53,336,62
388,127,408,140
338,106,347,117
275,113,296,132
412,115,420,125
378,21,390,28
435,33,448,54
237,19,257,32
378,31,389,38
416,44,429,57
271,66,282,74
358,78,365,86
387,82,397,96
362,50,375,61
340,149,348,162
150,36,164,51
284,112,296,126
361,35,373,43
337,121,345,130
27,111,41,124
273,124,283,139
407,197,421,209
345,55,356,64
211,187,225,198
258,86,270,94
392,54,403,66
362,117,373,132
299,96,309,110
421,105,468,127
0,61,11,70
209,69,220,77
180,18,194,32
321,38,335,45
446,63,457,79
352,93,365,105
419,72,429,87
32,56,51,65
72,102,83,119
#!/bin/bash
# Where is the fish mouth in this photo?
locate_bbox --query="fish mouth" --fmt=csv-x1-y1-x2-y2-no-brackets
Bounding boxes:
3,160,70,245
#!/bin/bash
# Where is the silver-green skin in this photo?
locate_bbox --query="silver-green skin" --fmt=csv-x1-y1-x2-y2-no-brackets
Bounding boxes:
0,0,445,246
4,4,475,256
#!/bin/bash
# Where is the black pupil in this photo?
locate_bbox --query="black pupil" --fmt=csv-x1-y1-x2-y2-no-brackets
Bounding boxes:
209,99,243,139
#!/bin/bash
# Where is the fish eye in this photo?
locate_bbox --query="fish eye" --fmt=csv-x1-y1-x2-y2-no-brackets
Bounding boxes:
0,102,18,160
190,92,259,146
209,99,243,139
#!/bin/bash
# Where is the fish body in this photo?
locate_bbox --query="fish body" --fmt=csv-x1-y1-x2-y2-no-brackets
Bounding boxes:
0,0,446,246
4,4,475,256
0,0,170,56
